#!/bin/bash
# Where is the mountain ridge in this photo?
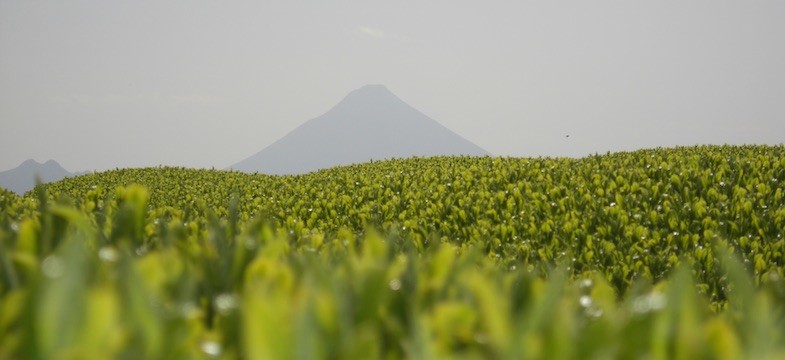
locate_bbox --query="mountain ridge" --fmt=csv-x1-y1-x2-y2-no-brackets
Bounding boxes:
0,159,73,195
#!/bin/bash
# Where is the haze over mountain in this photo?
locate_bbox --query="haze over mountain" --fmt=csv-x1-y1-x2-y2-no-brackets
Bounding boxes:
0,159,73,195
230,85,490,175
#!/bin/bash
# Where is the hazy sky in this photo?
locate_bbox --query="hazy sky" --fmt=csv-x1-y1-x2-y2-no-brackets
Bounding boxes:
2,1,784,172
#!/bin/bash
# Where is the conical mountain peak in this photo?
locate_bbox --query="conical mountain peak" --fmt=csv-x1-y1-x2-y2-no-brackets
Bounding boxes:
334,84,404,111
344,84,395,99
352,84,391,93
230,85,489,175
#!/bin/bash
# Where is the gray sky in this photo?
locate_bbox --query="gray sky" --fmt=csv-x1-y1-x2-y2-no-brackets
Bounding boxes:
2,1,784,172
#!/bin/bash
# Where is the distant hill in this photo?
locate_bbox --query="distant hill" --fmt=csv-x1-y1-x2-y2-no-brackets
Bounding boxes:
229,85,490,174
0,159,73,195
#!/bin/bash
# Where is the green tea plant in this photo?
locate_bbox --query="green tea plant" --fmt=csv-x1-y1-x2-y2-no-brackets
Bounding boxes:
1,144,784,358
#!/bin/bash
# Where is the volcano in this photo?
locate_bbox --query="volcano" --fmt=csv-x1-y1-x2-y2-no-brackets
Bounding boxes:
230,85,489,174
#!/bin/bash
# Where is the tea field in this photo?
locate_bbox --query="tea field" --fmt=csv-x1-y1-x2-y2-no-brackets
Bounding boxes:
1,145,784,358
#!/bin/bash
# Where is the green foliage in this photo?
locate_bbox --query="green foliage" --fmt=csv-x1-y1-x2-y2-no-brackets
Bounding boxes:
1,145,785,358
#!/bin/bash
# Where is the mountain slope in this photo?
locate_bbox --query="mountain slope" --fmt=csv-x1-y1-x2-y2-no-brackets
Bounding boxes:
0,159,72,194
230,85,489,174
